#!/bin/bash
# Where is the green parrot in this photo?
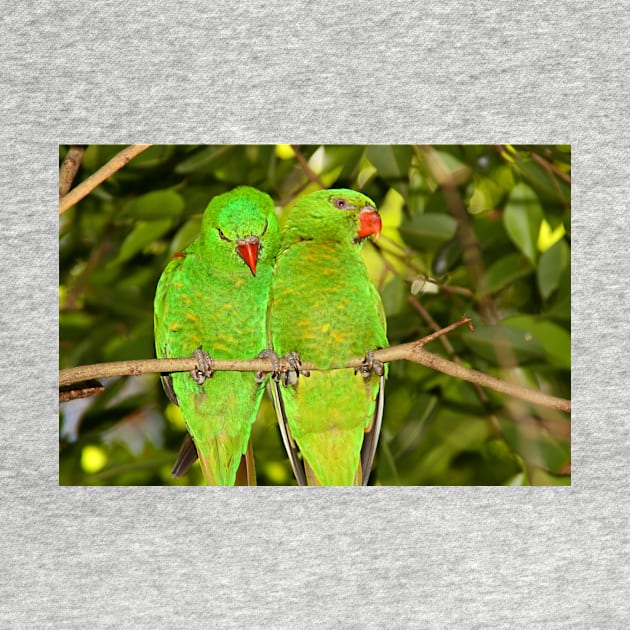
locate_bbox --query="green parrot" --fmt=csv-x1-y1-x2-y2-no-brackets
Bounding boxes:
268,189,388,486
154,186,281,485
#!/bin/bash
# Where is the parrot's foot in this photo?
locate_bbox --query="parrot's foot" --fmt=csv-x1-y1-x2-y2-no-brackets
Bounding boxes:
256,349,280,384
281,351,311,387
257,350,310,386
190,348,214,385
355,349,385,379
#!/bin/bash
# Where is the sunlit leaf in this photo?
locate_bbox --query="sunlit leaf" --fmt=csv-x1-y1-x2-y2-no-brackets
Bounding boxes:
537,218,565,251
81,445,107,473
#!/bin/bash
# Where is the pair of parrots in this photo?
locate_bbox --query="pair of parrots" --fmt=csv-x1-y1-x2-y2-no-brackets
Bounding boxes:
154,186,388,486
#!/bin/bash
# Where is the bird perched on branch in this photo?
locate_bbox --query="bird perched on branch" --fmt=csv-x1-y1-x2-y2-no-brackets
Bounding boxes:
154,186,280,485
268,189,388,485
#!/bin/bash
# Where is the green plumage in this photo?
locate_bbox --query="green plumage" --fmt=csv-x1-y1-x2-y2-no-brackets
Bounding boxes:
154,186,280,485
269,189,388,485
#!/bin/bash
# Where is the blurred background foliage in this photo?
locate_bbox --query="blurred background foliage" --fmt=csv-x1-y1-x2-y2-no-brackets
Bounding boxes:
59,144,571,486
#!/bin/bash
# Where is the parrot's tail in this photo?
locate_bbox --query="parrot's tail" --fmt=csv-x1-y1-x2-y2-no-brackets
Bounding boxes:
198,434,252,486
234,440,257,486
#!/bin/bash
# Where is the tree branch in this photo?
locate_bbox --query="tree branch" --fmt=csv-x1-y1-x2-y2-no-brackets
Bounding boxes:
59,380,104,402
59,145,87,196
59,317,571,413
59,144,152,214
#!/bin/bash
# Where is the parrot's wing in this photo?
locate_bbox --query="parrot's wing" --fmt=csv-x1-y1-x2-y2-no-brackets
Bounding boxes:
155,256,185,407
359,373,385,486
233,440,257,486
160,374,179,405
171,432,198,477
269,381,308,486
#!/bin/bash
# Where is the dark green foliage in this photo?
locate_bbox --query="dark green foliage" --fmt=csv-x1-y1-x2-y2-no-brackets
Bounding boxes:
59,144,571,485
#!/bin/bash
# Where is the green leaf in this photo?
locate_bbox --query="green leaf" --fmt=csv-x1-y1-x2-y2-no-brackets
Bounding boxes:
366,145,413,198
366,145,413,179
119,190,185,221
480,438,524,483
503,315,570,369
114,219,173,264
515,157,570,206
471,211,509,250
321,145,365,180
105,335,156,363
432,237,462,276
399,213,457,250
432,149,471,182
537,238,570,300
180,185,225,216
478,253,534,297
125,146,175,169
460,324,546,366
380,274,407,317
169,216,202,255
424,189,448,214
544,264,571,323
500,413,570,474
503,182,543,264
174,145,235,174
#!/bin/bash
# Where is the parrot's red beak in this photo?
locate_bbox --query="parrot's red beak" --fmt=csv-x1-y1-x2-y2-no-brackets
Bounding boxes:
356,206,382,240
236,236,260,276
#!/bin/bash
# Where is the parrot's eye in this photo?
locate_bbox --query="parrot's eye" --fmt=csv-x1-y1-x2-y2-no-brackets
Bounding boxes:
217,228,231,242
261,218,268,236
333,198,347,209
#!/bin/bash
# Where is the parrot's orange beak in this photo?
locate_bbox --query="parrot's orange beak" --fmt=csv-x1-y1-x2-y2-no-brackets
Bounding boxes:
236,236,260,276
356,206,382,240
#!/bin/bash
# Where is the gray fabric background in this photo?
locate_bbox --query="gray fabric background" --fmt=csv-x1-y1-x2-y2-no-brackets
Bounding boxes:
1,1,627,627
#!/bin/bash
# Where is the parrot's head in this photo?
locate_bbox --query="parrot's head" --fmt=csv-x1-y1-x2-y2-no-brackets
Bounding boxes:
283,189,381,246
201,186,281,276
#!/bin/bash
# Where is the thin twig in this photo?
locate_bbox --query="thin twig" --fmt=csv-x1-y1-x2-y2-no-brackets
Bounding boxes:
62,225,113,310
529,150,571,185
407,295,458,355
59,145,87,196
290,145,326,188
59,381,104,402
59,144,152,214
416,145,499,324
59,318,571,413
